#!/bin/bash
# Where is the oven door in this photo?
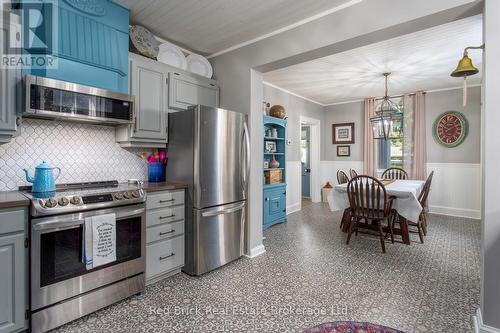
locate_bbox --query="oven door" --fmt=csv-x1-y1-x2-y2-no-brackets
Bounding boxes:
30,204,145,311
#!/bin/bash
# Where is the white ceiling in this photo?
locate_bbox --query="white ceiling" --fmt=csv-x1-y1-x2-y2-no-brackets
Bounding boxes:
263,15,483,105
116,0,354,55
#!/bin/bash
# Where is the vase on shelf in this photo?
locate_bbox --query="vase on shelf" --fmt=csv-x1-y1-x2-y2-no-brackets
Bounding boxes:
269,156,280,168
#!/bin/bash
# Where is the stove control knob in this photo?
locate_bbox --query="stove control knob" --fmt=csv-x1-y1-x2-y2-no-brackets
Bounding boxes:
70,196,82,205
123,191,131,199
131,190,139,198
113,192,124,200
58,197,69,206
45,198,57,208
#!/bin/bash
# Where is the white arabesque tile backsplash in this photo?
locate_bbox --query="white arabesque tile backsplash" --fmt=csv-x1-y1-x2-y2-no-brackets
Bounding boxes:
0,118,149,191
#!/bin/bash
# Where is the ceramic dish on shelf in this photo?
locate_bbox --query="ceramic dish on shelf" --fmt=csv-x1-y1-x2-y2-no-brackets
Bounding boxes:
157,41,187,69
129,25,159,59
186,54,213,78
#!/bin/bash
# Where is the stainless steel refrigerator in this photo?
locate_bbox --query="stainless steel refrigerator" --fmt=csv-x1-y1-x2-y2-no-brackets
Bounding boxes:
166,105,249,275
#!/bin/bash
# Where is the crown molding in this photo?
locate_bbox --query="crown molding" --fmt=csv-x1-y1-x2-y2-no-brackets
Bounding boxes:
207,0,363,59
263,81,326,106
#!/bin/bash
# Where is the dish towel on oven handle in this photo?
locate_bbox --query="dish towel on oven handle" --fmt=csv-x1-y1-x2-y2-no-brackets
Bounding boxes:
82,213,117,270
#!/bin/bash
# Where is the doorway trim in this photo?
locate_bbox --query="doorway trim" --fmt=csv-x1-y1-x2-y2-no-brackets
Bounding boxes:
300,115,321,203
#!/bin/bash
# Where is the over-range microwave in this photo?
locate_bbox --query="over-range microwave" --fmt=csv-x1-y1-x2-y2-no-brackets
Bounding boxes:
24,75,134,125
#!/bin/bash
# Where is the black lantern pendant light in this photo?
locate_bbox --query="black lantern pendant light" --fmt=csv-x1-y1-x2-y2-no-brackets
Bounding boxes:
370,73,403,140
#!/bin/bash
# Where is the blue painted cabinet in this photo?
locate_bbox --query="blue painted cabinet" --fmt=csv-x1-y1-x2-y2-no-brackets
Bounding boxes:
263,115,287,229
24,0,130,94
263,184,286,229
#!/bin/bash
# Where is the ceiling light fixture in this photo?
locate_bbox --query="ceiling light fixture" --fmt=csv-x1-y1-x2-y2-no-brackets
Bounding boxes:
450,44,484,106
370,73,403,140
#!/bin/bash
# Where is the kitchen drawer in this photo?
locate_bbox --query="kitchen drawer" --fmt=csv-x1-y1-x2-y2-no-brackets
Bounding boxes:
146,190,185,210
0,209,26,235
146,235,184,280
147,220,185,244
146,205,185,227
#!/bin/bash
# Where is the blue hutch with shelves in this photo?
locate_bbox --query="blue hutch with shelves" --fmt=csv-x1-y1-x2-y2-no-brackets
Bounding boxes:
263,115,287,229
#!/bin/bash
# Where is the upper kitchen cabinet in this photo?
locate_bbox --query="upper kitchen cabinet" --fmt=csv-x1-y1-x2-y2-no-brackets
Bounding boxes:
116,53,219,147
25,0,129,94
168,72,218,110
116,53,168,147
0,16,20,145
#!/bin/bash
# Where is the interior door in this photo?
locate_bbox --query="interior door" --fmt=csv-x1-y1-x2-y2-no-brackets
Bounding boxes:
301,126,311,197
196,107,248,208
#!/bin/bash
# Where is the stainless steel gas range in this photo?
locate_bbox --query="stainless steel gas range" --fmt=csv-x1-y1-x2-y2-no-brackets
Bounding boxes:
22,181,146,333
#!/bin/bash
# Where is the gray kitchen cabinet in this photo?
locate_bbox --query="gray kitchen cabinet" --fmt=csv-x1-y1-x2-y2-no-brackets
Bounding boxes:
0,208,27,333
0,18,21,145
168,72,218,110
116,53,219,147
145,189,185,285
116,53,169,147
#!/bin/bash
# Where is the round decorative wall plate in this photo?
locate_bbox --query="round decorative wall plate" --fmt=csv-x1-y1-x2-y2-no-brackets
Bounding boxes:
433,111,468,148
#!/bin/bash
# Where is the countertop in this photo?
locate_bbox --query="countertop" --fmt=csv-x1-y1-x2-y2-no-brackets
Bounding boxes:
0,191,30,209
0,182,188,209
139,181,188,193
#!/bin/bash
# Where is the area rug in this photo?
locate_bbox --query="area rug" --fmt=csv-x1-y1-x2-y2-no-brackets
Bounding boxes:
303,321,404,333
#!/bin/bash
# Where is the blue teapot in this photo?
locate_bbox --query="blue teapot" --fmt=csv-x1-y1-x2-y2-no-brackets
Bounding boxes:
23,161,61,193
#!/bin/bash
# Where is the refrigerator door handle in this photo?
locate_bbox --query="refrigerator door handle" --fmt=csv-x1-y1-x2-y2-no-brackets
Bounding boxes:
202,201,246,217
242,120,250,193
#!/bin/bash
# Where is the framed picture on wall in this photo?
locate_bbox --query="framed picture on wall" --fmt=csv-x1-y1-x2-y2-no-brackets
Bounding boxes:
265,141,277,153
337,145,350,157
332,122,355,144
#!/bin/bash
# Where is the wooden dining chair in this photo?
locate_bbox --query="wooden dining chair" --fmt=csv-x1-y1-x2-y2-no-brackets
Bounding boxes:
349,168,358,178
418,171,434,237
346,175,396,253
381,167,408,180
336,170,349,184
336,170,350,230
393,171,434,243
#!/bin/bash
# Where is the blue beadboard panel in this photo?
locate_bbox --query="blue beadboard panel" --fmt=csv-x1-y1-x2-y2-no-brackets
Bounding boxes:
25,0,129,94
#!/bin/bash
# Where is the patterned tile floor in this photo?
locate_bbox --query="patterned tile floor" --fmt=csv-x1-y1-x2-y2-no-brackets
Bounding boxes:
54,203,480,333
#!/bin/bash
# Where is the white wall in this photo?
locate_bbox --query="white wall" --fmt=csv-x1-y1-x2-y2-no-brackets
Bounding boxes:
211,0,482,256
479,0,500,330
319,88,482,219
263,84,324,213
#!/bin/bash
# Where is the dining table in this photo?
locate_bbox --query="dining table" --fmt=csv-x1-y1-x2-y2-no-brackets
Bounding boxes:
327,179,426,245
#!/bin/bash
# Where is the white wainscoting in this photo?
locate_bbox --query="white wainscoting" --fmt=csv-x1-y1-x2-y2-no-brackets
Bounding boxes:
319,161,481,219
319,160,364,186
426,163,481,219
286,161,302,214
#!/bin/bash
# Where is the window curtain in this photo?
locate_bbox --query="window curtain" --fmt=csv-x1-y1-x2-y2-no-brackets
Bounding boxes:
363,98,378,176
403,91,426,180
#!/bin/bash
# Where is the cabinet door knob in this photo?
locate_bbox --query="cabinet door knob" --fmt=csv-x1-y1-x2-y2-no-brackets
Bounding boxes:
265,197,269,201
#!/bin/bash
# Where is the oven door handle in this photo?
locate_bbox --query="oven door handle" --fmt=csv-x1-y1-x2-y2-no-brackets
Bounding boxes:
32,207,146,231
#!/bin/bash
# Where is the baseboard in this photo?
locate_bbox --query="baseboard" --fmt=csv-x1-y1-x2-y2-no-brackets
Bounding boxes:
244,244,266,258
429,205,480,219
474,309,500,333
287,202,301,215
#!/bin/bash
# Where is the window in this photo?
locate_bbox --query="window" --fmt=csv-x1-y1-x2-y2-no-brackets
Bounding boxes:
377,97,404,169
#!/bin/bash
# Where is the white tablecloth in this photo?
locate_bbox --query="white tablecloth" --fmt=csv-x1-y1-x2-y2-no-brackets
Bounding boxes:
327,180,425,223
